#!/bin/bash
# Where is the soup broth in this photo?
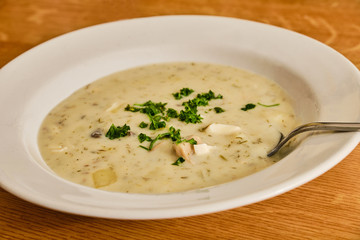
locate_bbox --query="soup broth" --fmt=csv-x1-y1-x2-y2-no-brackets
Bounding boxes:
38,62,299,193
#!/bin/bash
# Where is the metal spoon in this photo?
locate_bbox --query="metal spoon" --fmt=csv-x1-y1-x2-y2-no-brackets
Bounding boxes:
267,122,360,157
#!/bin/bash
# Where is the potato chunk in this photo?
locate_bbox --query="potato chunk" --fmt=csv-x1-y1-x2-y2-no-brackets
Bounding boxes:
194,143,216,155
92,167,117,188
205,123,241,135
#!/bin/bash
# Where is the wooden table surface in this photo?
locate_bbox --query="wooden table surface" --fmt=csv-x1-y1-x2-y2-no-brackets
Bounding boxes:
1,0,360,239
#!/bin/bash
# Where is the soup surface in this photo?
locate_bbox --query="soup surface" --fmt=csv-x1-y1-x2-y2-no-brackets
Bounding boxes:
38,62,300,193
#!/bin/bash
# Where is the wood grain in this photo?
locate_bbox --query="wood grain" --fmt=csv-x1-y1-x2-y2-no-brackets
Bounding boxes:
1,0,360,239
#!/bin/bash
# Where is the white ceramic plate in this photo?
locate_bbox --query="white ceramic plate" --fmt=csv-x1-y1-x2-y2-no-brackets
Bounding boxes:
1,15,360,220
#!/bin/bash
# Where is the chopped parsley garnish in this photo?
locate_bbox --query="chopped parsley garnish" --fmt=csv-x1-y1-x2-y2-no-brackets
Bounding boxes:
197,90,223,101
214,107,225,113
241,103,256,111
166,126,182,142
125,101,168,130
138,133,152,143
138,126,197,151
179,90,223,124
257,102,280,107
139,121,148,128
124,104,141,112
148,115,167,130
172,88,194,100
186,138,197,145
134,101,167,115
125,90,223,128
184,97,208,108
105,124,130,140
166,108,178,118
178,105,203,124
172,157,185,166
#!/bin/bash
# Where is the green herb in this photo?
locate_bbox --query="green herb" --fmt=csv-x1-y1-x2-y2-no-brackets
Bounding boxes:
139,121,148,128
124,104,141,112
167,126,197,144
186,138,197,145
173,93,181,100
148,115,167,130
197,90,223,101
125,90,223,128
179,90,222,124
139,133,163,151
167,126,182,142
178,106,203,124
138,126,197,151
214,107,225,113
184,97,208,108
125,101,168,130
139,145,150,151
257,102,280,107
166,108,178,118
134,101,167,116
105,124,130,140
172,88,194,100
138,133,152,143
241,103,256,111
172,157,185,166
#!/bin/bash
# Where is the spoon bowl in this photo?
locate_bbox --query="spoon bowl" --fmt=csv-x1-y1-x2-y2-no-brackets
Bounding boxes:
267,122,360,157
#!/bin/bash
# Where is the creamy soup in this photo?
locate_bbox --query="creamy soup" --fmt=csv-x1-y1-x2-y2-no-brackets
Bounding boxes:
38,62,300,193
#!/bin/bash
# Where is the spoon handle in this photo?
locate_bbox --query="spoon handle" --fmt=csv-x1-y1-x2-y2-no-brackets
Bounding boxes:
302,122,360,131
267,122,360,157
